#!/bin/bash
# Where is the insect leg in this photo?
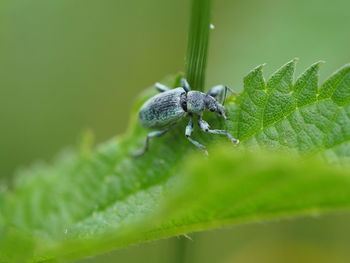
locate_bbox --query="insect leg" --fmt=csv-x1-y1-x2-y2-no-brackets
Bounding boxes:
154,82,170,93
181,78,191,92
132,128,170,157
198,118,239,144
185,116,208,155
207,85,236,105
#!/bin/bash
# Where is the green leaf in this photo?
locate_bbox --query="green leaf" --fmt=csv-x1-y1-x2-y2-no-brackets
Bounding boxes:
235,60,350,162
1,61,350,262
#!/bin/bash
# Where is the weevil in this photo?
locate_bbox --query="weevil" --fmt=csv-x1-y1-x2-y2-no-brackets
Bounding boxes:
133,78,239,156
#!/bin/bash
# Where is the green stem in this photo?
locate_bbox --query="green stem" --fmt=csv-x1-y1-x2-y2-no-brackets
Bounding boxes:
185,0,212,92
174,237,189,263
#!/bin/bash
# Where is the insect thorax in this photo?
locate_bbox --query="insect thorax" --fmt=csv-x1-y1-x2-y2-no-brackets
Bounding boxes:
186,91,208,115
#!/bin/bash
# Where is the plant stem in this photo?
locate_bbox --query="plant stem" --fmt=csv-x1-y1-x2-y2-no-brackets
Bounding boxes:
185,0,212,92
174,237,189,263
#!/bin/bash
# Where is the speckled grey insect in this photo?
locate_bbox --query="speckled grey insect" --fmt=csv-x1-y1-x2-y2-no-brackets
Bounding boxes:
133,78,239,156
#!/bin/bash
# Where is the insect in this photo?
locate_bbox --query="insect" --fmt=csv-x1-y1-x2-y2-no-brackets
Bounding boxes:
133,78,239,156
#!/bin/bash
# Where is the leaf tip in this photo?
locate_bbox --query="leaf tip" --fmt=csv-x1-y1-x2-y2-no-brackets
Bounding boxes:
244,63,265,78
266,59,297,89
288,57,299,67
337,63,350,72
279,58,298,71
282,58,299,70
310,60,325,70
256,63,267,70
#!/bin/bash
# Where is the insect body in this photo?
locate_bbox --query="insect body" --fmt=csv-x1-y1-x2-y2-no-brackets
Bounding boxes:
133,79,239,156
139,88,187,129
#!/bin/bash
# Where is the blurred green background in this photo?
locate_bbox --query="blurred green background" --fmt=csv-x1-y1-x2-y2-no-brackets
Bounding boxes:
1,0,350,262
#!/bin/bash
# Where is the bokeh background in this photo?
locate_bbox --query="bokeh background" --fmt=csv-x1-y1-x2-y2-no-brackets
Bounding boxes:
1,0,350,262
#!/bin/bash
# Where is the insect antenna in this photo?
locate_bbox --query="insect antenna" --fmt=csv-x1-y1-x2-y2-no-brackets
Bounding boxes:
222,86,236,105
223,86,228,105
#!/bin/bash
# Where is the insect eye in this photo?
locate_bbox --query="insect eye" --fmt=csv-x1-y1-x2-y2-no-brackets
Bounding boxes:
210,109,215,112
